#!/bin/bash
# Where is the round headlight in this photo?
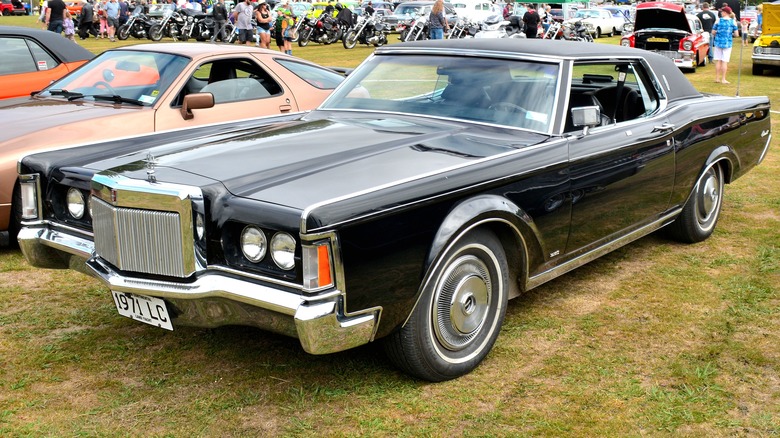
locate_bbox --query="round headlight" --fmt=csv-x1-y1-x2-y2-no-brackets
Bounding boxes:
240,226,266,263
66,188,85,219
270,232,296,270
620,39,631,47
682,40,693,51
195,213,205,241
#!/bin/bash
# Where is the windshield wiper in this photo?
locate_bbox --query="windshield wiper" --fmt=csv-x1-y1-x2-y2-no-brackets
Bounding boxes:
48,89,85,99
68,94,145,106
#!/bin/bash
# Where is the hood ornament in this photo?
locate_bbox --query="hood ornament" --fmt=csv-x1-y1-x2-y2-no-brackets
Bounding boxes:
144,152,158,183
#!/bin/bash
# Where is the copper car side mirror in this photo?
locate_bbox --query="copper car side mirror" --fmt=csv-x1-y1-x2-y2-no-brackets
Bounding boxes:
181,93,215,121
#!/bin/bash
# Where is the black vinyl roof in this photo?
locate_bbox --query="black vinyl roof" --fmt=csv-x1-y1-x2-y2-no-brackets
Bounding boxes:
381,39,701,101
0,25,94,63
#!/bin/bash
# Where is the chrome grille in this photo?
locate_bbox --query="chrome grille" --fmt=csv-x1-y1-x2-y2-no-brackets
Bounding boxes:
756,47,780,55
654,50,682,59
92,197,188,278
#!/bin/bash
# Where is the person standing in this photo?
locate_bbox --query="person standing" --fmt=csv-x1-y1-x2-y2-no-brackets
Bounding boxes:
254,0,272,48
44,0,67,34
697,3,718,63
711,5,738,83
428,0,448,40
212,0,228,42
364,1,374,16
105,0,120,41
232,0,255,45
39,0,48,29
522,3,539,39
78,0,97,39
63,10,76,41
118,0,129,27
97,0,109,38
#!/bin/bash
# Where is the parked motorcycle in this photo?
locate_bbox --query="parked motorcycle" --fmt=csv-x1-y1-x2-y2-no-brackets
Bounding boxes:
400,14,428,42
148,8,181,41
298,12,343,46
563,20,594,42
178,8,219,41
343,13,388,49
117,7,155,40
447,17,478,39
473,14,524,39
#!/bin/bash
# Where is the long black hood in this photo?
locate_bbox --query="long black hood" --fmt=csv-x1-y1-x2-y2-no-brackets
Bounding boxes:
92,111,548,212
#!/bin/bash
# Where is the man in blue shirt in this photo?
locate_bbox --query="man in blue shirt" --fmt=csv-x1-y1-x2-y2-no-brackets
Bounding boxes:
105,0,120,41
711,5,738,83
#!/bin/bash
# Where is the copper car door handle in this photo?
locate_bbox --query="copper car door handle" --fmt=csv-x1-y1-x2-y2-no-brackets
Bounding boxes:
279,105,292,113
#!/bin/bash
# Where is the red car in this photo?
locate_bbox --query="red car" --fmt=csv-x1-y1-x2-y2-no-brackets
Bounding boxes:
0,26,94,100
620,2,709,72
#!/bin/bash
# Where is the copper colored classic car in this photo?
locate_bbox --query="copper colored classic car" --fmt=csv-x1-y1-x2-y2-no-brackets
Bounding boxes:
621,2,709,71
0,43,344,246
18,40,771,380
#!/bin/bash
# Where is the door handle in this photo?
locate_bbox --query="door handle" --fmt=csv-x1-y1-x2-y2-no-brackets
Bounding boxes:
279,105,292,113
652,123,675,133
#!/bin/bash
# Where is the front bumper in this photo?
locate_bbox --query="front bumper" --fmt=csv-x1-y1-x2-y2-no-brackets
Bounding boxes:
752,55,780,67
18,224,380,355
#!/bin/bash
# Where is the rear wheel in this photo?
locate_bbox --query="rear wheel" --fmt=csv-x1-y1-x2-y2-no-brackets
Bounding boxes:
667,163,724,243
384,229,508,381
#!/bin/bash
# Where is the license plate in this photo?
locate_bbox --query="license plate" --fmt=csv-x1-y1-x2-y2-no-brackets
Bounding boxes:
112,291,173,331
647,37,669,42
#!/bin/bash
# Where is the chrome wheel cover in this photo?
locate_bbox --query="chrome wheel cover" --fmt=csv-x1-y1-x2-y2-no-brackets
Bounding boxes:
432,255,492,351
696,166,722,229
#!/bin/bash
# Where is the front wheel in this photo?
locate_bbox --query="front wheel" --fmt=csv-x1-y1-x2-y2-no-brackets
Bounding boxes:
298,28,311,47
384,229,508,381
117,24,130,40
149,24,164,41
595,27,601,38
667,163,725,243
343,29,358,49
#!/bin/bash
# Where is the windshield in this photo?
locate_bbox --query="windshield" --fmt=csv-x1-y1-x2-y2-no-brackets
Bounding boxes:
395,5,428,16
322,55,559,133
574,10,601,19
39,50,190,106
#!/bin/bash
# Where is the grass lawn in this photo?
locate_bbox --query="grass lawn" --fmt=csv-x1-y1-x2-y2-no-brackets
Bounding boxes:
1,14,778,436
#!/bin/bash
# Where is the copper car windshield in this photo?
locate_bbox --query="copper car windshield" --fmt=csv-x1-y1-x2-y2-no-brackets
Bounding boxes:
39,50,190,106
322,55,559,133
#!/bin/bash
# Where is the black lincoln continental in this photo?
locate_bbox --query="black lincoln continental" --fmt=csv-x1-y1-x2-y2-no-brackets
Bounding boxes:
18,40,772,381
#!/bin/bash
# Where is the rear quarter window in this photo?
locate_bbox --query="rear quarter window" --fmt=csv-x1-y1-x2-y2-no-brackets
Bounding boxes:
275,59,345,89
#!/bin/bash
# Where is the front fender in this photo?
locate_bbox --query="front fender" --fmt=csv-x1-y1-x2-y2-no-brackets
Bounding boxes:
423,194,545,296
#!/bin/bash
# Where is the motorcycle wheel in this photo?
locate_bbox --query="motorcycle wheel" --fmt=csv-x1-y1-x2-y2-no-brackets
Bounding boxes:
343,29,358,49
400,28,409,42
117,24,130,40
298,28,311,47
224,23,237,43
149,24,164,42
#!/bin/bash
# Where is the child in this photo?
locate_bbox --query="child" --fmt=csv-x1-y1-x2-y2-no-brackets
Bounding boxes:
64,10,76,42
741,18,749,46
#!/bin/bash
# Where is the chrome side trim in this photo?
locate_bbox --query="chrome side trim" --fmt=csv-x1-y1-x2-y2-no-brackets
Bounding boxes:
525,208,681,290
758,134,772,165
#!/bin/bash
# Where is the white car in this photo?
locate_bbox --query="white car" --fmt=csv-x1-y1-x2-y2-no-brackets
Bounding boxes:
451,0,494,22
566,8,626,38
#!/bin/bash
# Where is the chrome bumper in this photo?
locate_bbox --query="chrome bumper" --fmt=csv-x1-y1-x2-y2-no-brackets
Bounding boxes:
752,55,780,66
17,224,380,355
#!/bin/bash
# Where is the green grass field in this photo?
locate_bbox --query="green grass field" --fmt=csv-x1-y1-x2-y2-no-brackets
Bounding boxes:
1,14,778,436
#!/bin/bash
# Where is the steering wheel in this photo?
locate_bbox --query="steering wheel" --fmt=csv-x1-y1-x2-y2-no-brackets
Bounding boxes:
489,102,528,125
93,81,118,95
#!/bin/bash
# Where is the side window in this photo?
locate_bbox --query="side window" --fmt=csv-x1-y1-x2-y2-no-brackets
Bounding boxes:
0,37,58,75
274,58,344,89
175,58,283,106
566,61,660,132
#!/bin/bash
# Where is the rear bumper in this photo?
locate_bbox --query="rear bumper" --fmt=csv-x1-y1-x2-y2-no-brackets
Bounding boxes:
18,223,380,355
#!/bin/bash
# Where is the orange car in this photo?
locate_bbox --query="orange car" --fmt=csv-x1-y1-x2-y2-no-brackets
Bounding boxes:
0,25,93,100
0,43,345,245
66,0,85,16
